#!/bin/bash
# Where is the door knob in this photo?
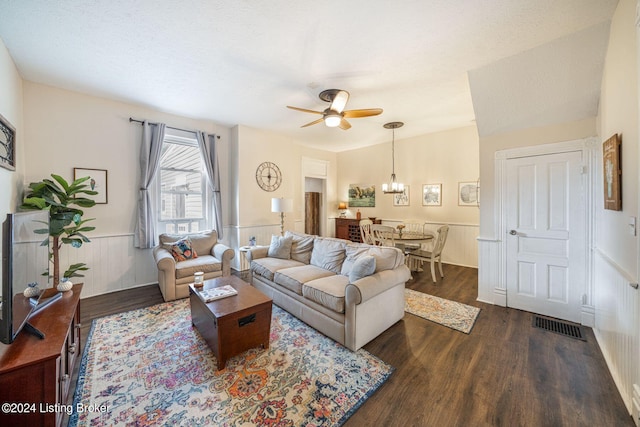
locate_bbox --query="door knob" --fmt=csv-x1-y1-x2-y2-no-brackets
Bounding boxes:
509,230,517,235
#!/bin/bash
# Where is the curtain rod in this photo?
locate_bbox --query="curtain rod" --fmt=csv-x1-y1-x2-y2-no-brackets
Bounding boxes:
129,117,220,139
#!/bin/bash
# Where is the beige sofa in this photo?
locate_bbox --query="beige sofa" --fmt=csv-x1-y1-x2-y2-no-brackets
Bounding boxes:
153,230,235,301
246,231,410,351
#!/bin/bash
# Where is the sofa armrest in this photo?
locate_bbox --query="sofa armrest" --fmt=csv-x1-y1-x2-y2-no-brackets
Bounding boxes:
212,242,235,276
345,265,411,305
245,246,269,263
153,246,176,272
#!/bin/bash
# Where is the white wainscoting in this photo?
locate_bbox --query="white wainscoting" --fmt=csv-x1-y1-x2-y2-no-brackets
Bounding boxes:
593,248,639,417
226,221,305,272
383,220,479,268
228,220,478,271
55,233,157,298
477,237,505,305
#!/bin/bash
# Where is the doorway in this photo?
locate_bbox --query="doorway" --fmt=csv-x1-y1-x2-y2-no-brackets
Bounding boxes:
305,177,324,236
505,150,586,322
496,138,595,325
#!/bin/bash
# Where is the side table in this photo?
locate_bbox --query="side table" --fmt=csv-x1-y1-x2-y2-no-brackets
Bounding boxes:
239,246,251,279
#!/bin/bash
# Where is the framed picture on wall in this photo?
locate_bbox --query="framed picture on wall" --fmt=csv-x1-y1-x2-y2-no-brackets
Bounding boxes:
393,186,410,206
348,184,376,207
458,181,479,206
422,184,442,206
0,113,16,171
74,167,108,204
603,133,622,211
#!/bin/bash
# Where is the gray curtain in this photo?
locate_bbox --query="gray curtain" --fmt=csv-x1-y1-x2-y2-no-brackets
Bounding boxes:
196,131,223,239
134,121,166,248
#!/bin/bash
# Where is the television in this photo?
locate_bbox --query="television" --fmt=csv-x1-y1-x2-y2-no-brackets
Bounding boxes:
1,211,51,344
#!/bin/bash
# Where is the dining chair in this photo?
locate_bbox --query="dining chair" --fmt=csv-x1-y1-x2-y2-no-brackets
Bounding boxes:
408,225,449,282
402,222,424,238
359,219,374,244
371,224,395,247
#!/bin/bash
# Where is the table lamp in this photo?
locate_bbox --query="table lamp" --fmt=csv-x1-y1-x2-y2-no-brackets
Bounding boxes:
272,197,293,236
338,202,347,218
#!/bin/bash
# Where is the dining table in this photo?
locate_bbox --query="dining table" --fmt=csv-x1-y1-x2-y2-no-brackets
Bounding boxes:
392,230,434,272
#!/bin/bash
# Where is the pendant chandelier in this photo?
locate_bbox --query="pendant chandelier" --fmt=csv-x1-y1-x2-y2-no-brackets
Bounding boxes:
382,121,405,194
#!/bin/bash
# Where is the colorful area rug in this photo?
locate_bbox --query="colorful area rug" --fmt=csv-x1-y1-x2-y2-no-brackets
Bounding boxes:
404,288,480,334
69,299,392,427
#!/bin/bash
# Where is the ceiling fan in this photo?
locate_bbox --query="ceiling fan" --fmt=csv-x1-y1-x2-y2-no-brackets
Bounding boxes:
287,89,382,130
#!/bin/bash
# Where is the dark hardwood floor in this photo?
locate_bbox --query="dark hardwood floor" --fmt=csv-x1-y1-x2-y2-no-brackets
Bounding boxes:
68,265,633,427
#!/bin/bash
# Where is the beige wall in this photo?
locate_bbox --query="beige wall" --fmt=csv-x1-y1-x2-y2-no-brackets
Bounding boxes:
337,125,479,225
22,82,232,238
231,124,337,232
596,0,639,277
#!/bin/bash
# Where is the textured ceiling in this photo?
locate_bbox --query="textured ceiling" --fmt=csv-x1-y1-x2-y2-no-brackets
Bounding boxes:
0,0,618,151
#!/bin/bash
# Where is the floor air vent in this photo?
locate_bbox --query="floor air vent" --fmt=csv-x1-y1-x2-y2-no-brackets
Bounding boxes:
532,315,586,341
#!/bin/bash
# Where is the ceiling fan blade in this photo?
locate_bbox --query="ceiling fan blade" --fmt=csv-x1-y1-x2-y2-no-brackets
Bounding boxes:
330,90,350,113
339,118,352,130
343,108,383,118
301,118,325,128
287,106,323,115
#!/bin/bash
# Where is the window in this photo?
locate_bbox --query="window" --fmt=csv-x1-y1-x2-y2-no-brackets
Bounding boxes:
155,133,212,235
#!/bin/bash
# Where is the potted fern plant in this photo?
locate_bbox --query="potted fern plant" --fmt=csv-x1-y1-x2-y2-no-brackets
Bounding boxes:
20,174,97,287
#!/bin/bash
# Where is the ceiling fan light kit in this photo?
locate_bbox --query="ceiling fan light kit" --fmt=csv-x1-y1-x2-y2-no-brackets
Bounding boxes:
382,121,405,194
287,89,382,130
324,112,342,128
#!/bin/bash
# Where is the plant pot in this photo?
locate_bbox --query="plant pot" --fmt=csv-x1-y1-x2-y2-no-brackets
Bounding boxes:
57,279,73,292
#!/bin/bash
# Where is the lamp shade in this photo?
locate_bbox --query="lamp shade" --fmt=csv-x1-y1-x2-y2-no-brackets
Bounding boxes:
338,202,347,210
271,197,293,213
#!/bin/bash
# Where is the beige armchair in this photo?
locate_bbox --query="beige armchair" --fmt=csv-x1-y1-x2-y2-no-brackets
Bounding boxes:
152,230,234,301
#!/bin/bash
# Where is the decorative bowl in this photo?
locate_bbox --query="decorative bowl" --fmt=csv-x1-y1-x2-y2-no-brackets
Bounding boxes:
23,285,40,298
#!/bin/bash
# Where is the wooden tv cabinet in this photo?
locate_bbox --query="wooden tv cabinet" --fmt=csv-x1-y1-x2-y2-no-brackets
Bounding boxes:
0,284,82,427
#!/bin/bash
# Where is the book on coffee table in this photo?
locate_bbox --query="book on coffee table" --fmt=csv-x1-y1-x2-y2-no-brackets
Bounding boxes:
198,285,238,303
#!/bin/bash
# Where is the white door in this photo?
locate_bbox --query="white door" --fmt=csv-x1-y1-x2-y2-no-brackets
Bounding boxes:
505,150,585,323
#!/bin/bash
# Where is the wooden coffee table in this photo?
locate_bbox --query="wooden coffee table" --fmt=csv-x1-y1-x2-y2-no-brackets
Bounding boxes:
189,275,272,370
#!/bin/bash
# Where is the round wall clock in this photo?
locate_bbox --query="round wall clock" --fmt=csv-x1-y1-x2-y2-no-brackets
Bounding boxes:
255,161,282,192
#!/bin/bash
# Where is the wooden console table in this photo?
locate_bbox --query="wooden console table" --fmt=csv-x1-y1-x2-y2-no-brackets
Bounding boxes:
335,217,381,242
0,284,82,427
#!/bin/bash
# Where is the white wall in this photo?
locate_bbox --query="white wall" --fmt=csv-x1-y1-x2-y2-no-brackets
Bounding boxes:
0,38,24,286
592,0,639,416
596,0,639,278
20,82,233,296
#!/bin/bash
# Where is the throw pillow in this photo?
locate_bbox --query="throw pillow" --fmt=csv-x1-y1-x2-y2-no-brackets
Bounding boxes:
286,231,314,264
170,238,198,262
268,235,293,260
349,255,376,283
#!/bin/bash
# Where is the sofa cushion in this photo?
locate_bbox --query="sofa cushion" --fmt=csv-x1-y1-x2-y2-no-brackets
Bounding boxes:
349,255,376,283
268,235,293,260
302,275,350,313
175,255,221,279
251,257,304,281
286,231,314,264
341,243,405,275
274,265,336,295
160,230,218,256
310,237,348,274
170,237,198,262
